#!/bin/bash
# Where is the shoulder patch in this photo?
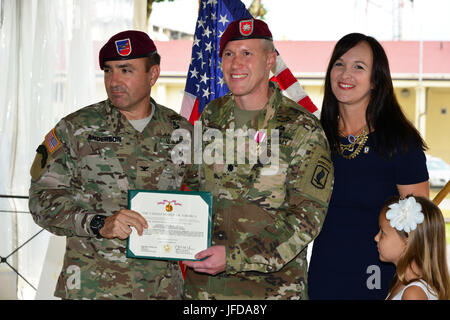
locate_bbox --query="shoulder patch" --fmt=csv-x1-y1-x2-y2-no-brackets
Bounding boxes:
45,128,61,153
311,158,331,189
31,128,62,181
301,151,333,203
30,143,47,180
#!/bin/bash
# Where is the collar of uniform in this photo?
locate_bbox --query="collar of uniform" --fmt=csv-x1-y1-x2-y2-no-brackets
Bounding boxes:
142,97,181,138
227,81,281,131
143,97,164,136
203,82,283,131
252,81,282,131
105,99,151,136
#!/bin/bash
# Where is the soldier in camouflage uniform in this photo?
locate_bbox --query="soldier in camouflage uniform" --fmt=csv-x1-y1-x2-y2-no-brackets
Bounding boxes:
182,19,333,299
29,31,190,299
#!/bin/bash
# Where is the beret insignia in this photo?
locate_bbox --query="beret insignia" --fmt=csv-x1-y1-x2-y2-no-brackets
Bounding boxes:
115,38,132,56
239,19,254,37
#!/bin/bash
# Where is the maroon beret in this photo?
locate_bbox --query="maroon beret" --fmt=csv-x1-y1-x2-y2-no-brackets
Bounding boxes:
99,30,157,69
219,18,273,57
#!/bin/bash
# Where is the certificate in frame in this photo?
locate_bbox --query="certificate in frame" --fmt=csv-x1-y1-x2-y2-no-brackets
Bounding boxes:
126,190,212,261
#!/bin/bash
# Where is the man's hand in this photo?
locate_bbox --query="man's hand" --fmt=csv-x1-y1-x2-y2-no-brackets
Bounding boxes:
99,209,148,239
182,245,226,275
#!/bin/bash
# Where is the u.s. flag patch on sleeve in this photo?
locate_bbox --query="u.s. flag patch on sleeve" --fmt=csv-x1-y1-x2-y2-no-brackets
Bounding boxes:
45,128,61,153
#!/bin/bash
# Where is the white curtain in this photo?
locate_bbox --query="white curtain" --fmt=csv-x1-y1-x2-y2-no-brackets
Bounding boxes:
0,0,22,300
0,0,134,299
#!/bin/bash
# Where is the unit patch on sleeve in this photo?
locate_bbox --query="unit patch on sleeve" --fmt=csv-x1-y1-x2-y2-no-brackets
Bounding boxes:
311,156,331,189
31,128,62,181
311,162,330,190
300,151,333,203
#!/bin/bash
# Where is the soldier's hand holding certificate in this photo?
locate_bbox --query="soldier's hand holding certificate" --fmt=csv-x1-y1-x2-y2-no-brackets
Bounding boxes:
126,190,212,261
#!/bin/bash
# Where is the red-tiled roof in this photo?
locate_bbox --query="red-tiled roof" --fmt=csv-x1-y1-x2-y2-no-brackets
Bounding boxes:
153,39,450,77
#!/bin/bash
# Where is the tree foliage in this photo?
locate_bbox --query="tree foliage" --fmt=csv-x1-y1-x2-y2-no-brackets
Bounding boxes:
249,0,266,19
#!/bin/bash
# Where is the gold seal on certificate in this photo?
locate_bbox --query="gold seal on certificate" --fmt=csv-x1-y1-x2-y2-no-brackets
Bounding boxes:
126,190,212,261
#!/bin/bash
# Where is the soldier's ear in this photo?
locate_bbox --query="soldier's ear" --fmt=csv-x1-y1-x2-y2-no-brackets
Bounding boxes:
149,64,160,87
266,51,277,72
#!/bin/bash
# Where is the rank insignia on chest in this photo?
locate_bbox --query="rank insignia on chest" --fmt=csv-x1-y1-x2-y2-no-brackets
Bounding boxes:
115,38,132,56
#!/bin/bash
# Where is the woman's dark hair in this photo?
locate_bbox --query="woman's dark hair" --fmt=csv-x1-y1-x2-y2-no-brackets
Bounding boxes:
320,33,427,158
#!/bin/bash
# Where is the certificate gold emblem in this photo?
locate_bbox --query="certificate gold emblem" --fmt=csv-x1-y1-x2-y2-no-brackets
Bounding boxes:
164,244,172,253
158,200,181,212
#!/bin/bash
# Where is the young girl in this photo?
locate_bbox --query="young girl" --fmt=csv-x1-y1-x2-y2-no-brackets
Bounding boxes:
375,195,450,300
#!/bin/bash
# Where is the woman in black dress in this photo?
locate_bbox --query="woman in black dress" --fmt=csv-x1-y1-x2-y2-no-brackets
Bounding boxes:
308,33,429,300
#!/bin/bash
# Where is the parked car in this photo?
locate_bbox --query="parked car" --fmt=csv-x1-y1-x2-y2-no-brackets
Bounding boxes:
426,155,450,188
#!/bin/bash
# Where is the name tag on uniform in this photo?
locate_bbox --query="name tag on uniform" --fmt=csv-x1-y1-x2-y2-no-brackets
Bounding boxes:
87,134,122,143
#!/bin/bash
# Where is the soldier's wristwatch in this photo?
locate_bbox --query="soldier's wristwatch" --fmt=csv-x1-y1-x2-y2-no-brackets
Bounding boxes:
90,215,106,238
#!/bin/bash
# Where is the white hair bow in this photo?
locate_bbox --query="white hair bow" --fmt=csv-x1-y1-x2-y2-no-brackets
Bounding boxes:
386,197,424,233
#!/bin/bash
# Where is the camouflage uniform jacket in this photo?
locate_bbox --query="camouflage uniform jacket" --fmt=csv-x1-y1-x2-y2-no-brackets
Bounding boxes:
184,84,334,300
29,98,191,299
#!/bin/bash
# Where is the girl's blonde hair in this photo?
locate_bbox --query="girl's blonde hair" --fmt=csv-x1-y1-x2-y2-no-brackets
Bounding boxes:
384,195,450,300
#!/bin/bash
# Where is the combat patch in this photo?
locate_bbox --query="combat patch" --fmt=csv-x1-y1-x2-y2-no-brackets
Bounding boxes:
30,143,49,180
311,161,330,189
30,128,62,180
301,151,333,203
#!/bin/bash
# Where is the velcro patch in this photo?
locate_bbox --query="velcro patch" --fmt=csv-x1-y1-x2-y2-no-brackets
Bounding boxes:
301,152,333,203
45,128,61,153
30,144,46,181
311,159,331,190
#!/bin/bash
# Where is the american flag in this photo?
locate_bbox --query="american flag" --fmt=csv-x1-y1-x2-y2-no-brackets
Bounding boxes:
180,0,319,124
45,128,61,153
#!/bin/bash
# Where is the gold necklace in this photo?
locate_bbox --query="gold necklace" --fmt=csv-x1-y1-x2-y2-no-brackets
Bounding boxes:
339,127,369,159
